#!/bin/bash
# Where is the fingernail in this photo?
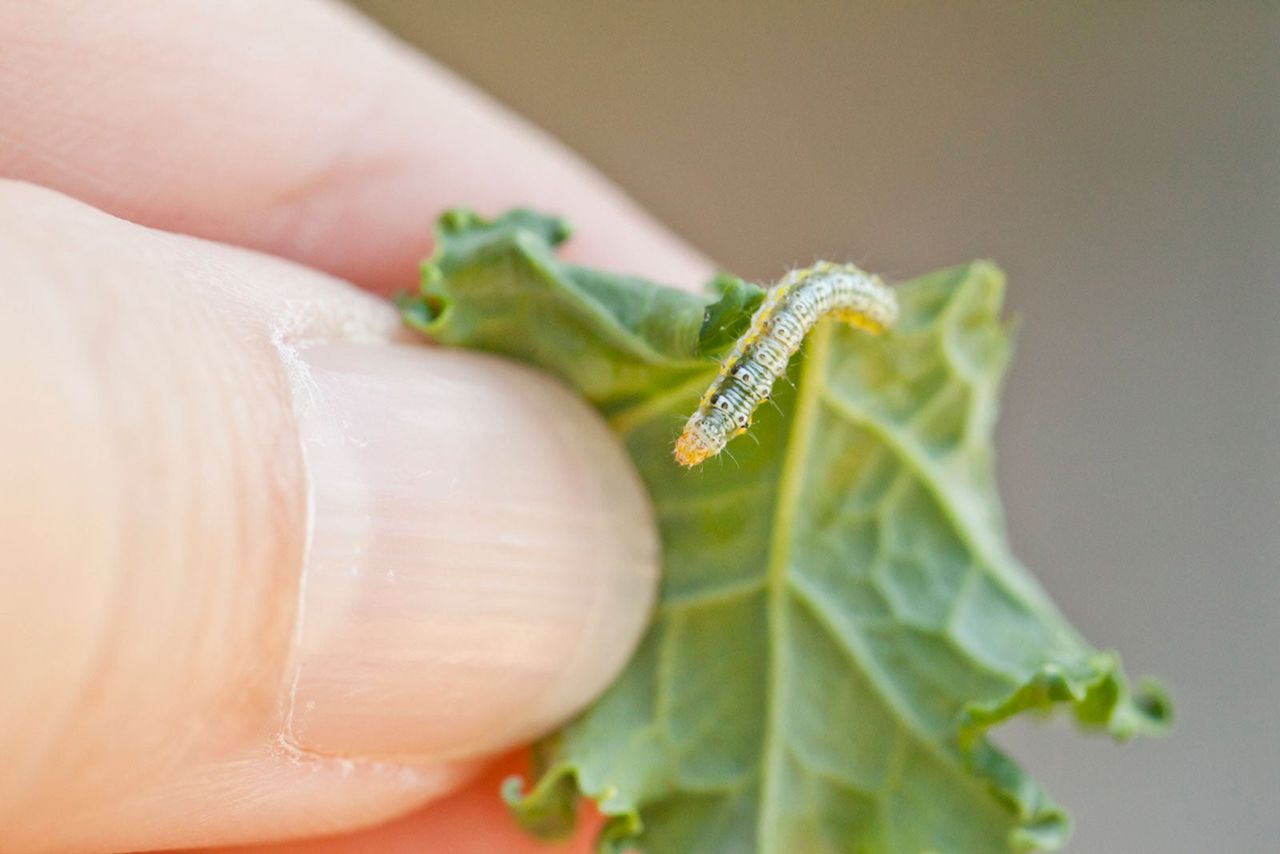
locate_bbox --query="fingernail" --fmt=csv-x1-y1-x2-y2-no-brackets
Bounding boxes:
284,343,657,762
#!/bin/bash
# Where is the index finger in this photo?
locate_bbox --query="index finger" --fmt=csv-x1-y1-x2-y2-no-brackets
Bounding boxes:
0,0,711,293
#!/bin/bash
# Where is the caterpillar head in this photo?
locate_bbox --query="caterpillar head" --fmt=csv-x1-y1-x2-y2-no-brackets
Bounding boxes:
674,412,729,467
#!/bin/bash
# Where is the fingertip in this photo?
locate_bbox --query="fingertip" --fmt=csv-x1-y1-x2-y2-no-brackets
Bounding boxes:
208,751,603,854
0,0,714,293
285,343,659,762
0,183,656,851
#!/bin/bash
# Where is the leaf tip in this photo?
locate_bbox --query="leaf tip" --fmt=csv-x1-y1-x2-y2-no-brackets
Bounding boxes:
438,207,482,234
1010,807,1072,852
433,206,572,254
394,291,440,333
503,762,646,853
502,765,580,841
1112,676,1174,739
695,272,765,355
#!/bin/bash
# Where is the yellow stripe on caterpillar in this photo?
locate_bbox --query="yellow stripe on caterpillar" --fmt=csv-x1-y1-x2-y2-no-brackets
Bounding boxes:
674,262,897,467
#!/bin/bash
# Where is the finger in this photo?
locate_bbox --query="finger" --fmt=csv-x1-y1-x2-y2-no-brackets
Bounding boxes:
0,182,658,853
0,0,711,294
206,752,602,854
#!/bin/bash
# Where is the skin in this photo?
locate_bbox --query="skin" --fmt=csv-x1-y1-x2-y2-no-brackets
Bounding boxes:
0,1,712,851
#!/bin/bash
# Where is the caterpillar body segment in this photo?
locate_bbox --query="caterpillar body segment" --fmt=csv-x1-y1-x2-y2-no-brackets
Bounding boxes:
674,262,898,467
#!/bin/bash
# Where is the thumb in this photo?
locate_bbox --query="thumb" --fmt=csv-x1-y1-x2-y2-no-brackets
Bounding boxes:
0,182,657,853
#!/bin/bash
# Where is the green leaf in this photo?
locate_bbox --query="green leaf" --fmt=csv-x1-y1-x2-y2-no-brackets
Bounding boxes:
401,209,1171,853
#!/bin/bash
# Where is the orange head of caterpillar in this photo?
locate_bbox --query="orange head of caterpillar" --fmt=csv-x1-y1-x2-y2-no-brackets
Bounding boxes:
674,411,731,467
673,262,899,469
674,429,714,468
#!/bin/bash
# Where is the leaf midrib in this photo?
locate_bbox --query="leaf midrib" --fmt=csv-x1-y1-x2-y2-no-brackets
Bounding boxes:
755,319,834,851
752,320,1015,851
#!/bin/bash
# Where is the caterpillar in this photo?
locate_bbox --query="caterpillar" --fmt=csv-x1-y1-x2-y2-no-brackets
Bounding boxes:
674,261,898,467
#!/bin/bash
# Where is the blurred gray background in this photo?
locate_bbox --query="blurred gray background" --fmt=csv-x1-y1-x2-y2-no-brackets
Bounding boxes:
349,2,1279,850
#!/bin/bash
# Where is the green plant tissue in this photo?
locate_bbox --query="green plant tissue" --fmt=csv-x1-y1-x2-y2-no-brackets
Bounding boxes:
400,209,1171,854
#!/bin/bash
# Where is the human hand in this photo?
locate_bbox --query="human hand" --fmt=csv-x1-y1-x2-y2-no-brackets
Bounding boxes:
0,2,709,851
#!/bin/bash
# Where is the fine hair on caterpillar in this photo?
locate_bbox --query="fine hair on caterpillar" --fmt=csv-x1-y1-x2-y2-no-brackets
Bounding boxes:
674,262,898,467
